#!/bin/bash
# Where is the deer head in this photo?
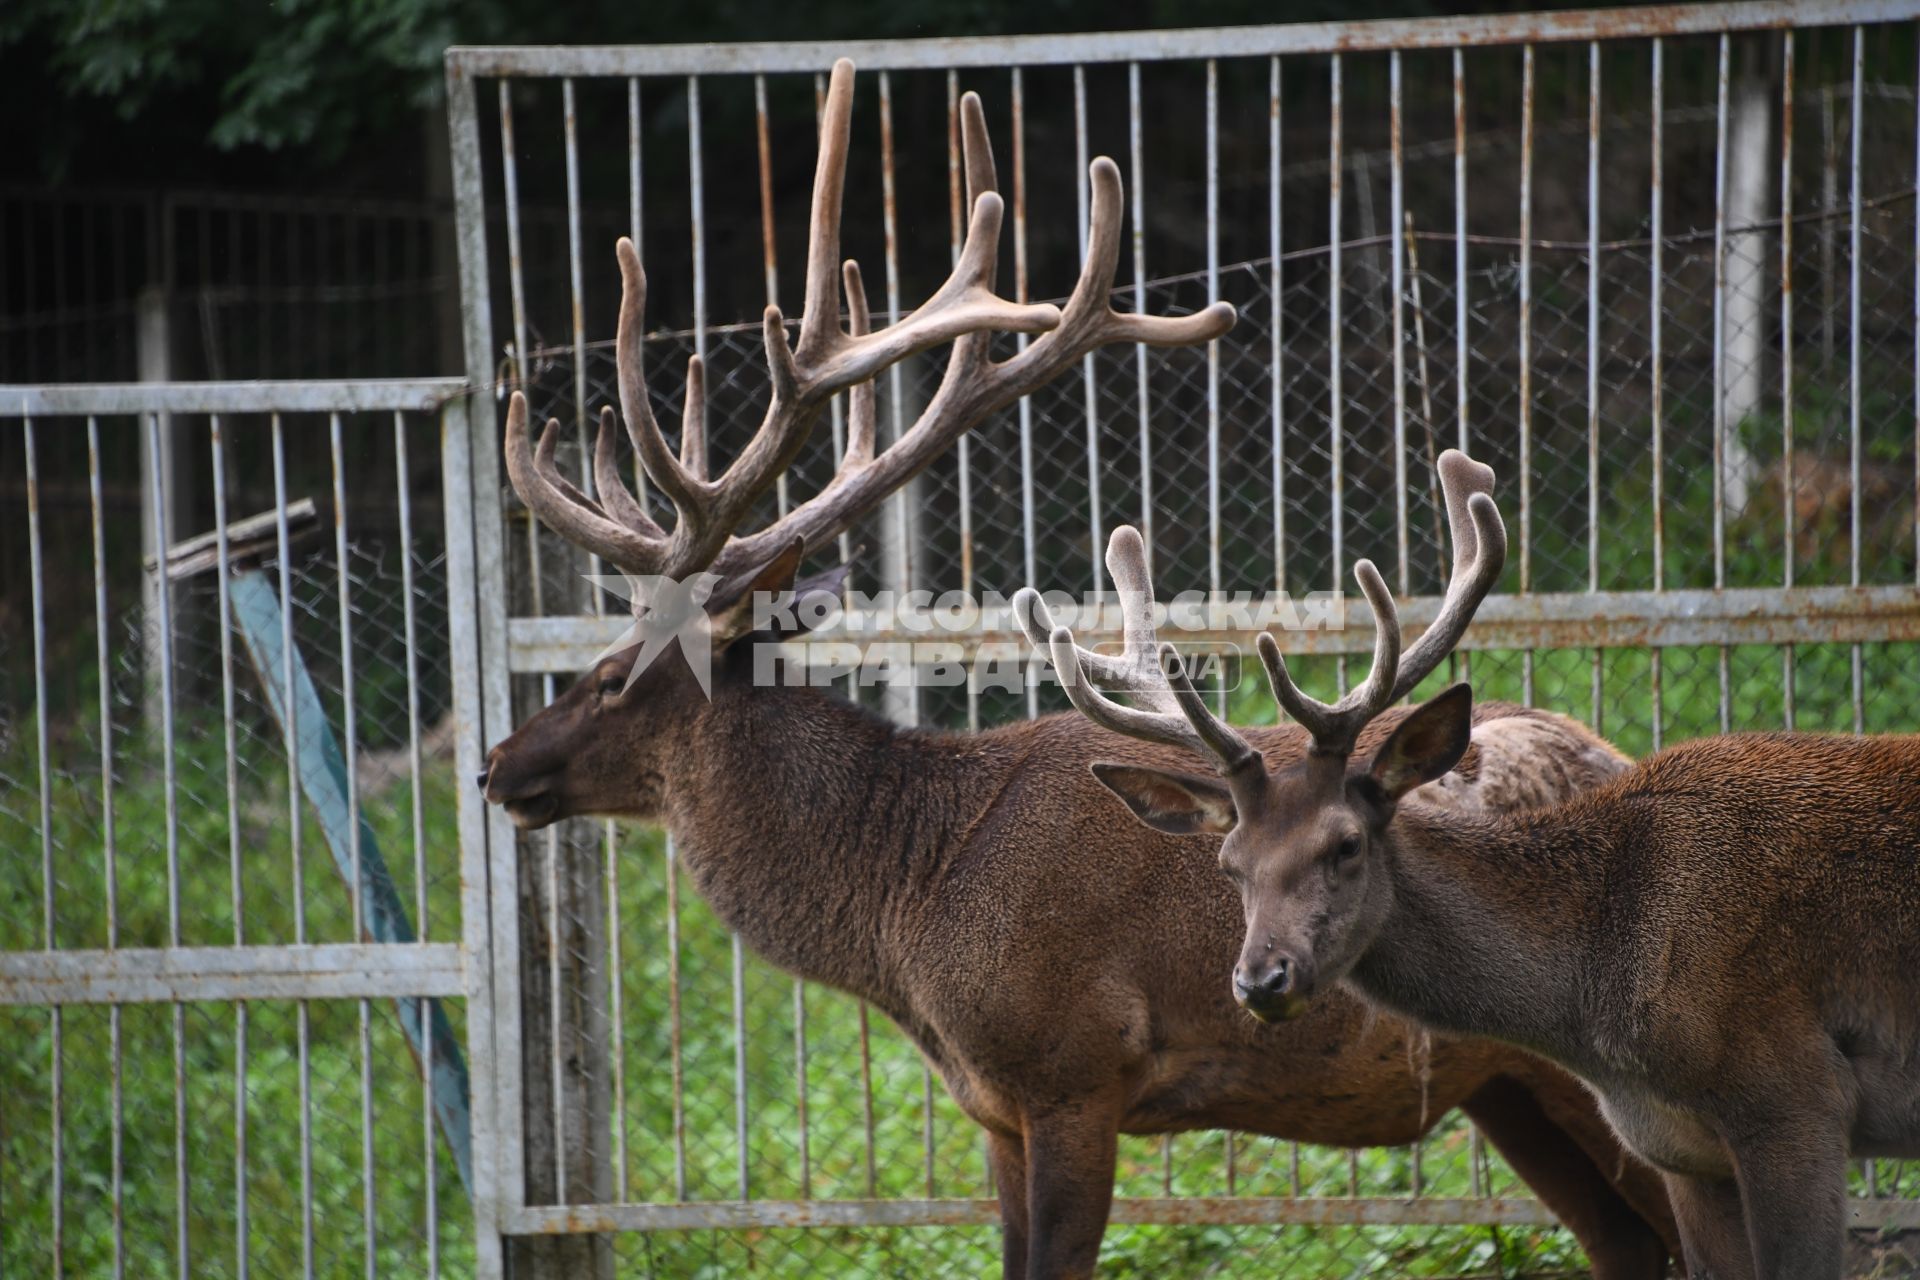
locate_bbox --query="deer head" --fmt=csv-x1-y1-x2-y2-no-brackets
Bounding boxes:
1021,451,1505,1021
481,58,1235,831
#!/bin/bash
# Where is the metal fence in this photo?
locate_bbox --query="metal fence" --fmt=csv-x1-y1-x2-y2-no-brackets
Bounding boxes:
7,1,1920,1276
442,1,1920,1276
0,380,489,1277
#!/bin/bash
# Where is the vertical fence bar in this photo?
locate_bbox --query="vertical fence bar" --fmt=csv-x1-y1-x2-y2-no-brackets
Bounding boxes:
666,837,687,1200
732,932,750,1201
1650,40,1666,750
1850,24,1865,734
563,77,600,599
1454,48,1469,451
331,411,378,1279
26,413,62,1276
1271,57,1285,593
951,69,983,734
1714,34,1733,732
1075,64,1103,595
210,412,250,1280
754,66,790,1211
878,69,918,728
1518,44,1535,705
948,67,978,597
1014,66,1038,719
1391,51,1408,596
1330,53,1345,693
858,1003,878,1196
89,413,126,1280
1131,62,1154,561
448,61,512,1275
1588,42,1603,732
689,76,709,369
270,411,315,1279
499,85,531,390
146,407,187,1280
393,410,439,1273
1207,58,1222,606
1783,32,1798,729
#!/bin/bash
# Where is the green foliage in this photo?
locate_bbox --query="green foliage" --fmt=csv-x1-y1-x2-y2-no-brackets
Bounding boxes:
0,0,472,160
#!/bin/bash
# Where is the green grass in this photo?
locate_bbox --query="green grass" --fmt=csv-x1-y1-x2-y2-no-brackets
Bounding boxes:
6,415,1920,1275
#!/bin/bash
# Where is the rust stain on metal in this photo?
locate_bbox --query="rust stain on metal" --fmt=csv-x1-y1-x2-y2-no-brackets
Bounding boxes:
755,76,779,300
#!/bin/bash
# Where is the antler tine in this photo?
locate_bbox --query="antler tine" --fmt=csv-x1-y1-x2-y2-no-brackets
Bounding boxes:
1046,627,1216,759
1253,449,1506,754
1002,157,1236,394
843,259,877,468
1012,527,1167,707
795,58,856,366
503,391,662,571
614,238,702,527
532,415,606,519
1388,448,1507,702
592,406,665,538
1158,643,1259,773
1020,525,1256,775
680,356,709,482
1254,560,1401,754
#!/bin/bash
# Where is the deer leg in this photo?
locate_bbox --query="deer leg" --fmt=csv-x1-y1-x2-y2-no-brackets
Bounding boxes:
987,1129,1032,1280
1460,1075,1672,1280
1020,1104,1121,1280
1506,1062,1687,1263
1665,1173,1754,1280
1728,1125,1848,1280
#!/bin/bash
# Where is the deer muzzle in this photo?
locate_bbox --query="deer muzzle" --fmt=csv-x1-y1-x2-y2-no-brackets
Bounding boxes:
479,748,563,830
1233,951,1314,1023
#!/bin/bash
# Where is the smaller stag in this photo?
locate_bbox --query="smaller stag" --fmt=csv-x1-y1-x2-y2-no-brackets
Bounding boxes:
1054,454,1920,1279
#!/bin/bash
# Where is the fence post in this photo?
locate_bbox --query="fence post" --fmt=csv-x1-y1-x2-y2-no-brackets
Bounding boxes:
1725,44,1775,515
506,516,615,1279
137,284,183,725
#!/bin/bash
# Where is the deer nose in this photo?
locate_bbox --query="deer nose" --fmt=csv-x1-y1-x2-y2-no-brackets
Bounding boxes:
1234,956,1293,1003
474,768,491,793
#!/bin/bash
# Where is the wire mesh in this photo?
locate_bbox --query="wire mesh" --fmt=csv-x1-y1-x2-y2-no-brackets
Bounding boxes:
0,406,468,1277
472,25,1920,1277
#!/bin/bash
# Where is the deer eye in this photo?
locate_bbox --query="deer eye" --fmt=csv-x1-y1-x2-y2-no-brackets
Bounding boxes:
1331,835,1362,865
597,675,626,699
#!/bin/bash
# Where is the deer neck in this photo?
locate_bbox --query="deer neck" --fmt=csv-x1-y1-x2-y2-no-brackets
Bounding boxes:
659,680,982,1020
1346,800,1612,1064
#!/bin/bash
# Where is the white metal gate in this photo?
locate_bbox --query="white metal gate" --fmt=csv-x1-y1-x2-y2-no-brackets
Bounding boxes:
441,0,1920,1274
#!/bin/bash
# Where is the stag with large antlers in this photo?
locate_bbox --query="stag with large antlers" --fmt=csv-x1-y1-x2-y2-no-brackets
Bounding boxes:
1052,452,1920,1277
482,68,1676,1278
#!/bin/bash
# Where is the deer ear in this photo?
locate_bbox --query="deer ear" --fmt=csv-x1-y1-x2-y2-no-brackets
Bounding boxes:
1089,762,1239,836
1367,683,1473,801
708,538,807,648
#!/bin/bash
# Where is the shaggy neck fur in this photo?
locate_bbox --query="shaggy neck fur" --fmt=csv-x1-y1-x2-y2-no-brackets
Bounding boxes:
659,673,998,1027
1347,798,1618,1068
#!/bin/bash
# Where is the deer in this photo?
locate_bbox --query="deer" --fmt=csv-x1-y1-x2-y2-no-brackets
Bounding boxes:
1047,453,1920,1279
479,61,1678,1279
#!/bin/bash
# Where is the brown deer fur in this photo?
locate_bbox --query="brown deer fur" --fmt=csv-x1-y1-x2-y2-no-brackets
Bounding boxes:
1124,688,1920,1278
483,609,1681,1278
